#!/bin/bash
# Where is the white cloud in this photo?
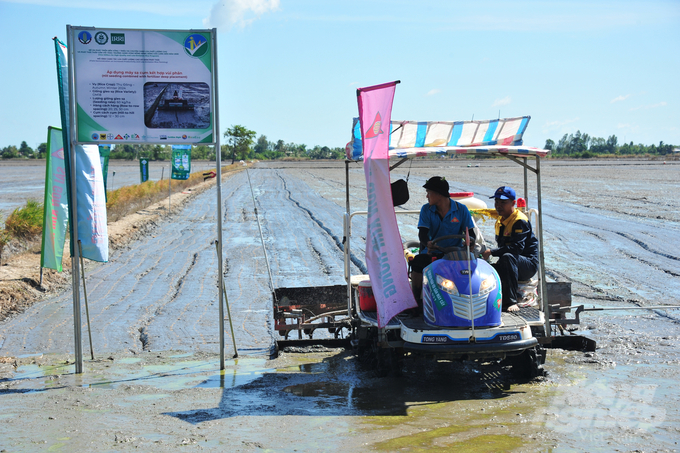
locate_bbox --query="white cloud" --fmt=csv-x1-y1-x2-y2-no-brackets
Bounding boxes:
426,89,441,96
611,94,630,103
629,102,667,111
492,96,511,107
544,118,579,128
617,123,632,129
204,0,280,29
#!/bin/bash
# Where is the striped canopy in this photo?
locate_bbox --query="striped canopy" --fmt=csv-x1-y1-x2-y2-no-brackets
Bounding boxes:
347,116,549,160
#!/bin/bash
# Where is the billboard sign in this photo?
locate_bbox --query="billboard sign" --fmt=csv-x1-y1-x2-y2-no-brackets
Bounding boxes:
70,28,215,145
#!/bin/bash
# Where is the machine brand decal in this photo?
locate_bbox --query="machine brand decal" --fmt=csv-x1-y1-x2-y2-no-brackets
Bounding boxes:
421,332,521,345
425,269,447,311
460,269,469,275
498,333,520,341
423,335,451,343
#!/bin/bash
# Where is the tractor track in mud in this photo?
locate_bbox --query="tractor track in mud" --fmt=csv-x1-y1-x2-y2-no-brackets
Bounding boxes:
275,171,368,274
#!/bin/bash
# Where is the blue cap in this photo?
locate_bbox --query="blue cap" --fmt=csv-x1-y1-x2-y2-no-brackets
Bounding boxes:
490,186,516,200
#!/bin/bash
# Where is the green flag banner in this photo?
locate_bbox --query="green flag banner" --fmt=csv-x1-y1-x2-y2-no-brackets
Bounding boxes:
40,127,69,272
171,145,191,180
140,158,149,183
99,145,111,194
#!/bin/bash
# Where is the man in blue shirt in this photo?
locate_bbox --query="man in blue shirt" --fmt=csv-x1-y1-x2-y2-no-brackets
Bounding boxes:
410,176,475,307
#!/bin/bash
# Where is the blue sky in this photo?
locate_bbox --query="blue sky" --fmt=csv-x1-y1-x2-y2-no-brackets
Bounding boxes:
0,0,678,150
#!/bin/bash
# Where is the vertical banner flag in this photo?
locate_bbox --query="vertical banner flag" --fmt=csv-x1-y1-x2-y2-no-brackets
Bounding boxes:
98,144,111,195
76,145,109,262
358,81,417,327
140,158,149,183
55,36,109,263
40,127,69,272
171,145,191,180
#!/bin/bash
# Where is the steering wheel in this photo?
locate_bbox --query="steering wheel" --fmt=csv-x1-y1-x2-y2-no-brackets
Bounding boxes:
430,234,468,254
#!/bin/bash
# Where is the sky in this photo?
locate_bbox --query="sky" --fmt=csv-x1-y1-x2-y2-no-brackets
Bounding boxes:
0,0,678,151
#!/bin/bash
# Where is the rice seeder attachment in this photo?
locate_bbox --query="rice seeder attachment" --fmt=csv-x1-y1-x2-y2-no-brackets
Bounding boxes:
273,285,352,351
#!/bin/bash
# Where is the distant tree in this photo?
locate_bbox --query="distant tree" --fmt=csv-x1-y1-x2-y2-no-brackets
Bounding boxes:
544,139,555,152
18,141,34,158
606,135,618,153
36,142,47,159
254,135,269,155
1,146,19,159
224,125,256,163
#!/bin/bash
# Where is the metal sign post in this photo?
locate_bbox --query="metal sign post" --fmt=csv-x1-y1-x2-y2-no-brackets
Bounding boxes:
66,25,83,373
212,29,226,370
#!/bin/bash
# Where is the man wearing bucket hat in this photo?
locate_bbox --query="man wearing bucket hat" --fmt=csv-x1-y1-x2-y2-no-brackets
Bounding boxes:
410,176,475,307
482,186,539,312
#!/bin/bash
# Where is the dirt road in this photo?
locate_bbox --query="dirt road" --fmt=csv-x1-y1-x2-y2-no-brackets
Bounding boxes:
1,159,679,452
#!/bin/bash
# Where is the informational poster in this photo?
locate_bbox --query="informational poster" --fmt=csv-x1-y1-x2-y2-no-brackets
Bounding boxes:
171,145,191,180
139,158,149,183
70,27,214,145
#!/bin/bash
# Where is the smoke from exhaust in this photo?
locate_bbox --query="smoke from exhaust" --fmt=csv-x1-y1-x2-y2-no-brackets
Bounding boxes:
203,0,280,29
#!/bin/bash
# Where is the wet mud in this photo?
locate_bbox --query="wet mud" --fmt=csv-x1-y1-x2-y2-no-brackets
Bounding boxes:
1,159,679,451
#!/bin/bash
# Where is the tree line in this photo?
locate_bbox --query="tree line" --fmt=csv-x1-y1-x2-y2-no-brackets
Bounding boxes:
5,127,676,161
1,125,346,162
544,131,676,158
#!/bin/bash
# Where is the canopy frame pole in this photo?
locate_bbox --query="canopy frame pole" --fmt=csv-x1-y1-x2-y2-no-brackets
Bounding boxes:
523,157,529,207
535,156,550,335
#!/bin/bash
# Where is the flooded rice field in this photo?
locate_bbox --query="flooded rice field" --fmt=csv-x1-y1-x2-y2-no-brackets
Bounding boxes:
0,160,217,214
0,159,679,452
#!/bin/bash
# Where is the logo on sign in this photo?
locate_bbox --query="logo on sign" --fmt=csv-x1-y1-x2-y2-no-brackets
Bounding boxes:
99,133,106,140
184,34,208,57
111,33,125,44
95,32,108,45
78,31,92,44
91,133,99,140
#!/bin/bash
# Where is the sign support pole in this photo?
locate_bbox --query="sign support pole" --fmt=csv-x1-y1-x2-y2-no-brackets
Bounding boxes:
212,28,226,370
66,25,83,374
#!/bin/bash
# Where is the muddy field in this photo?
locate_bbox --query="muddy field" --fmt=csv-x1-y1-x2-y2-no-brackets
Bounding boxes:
0,160,217,214
0,159,679,452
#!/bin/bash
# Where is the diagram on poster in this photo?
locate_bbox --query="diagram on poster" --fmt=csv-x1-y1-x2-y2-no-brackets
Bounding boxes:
71,28,214,144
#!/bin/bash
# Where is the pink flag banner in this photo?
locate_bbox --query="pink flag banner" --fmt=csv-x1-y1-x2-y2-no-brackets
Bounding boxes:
358,81,417,327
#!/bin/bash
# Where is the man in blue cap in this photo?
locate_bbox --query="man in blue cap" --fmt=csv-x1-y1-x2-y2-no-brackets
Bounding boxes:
482,186,539,312
410,176,475,307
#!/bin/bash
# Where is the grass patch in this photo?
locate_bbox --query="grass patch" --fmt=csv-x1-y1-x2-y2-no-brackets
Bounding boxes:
106,163,240,222
4,199,43,238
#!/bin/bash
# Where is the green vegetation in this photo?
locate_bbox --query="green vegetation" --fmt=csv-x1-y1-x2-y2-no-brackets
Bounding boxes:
1,124,346,162
4,200,43,238
0,200,44,265
106,163,241,222
545,131,676,158
8,127,673,162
